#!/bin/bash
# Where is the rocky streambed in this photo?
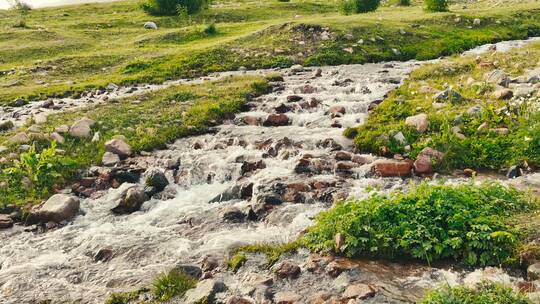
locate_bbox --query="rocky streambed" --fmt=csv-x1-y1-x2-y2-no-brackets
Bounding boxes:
1,38,540,304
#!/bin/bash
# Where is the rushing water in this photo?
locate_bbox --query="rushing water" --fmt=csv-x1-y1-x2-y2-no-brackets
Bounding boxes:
1,38,539,303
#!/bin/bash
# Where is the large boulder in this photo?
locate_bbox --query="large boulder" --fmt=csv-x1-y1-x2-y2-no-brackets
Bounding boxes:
372,159,413,177
405,113,429,133
111,187,149,215
29,194,80,223
105,138,132,159
183,279,227,304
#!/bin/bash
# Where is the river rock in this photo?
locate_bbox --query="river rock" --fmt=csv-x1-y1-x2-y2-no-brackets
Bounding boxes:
111,187,149,214
69,118,94,138
7,132,30,145
274,260,301,279
492,88,513,100
144,168,169,192
263,114,290,127
506,165,522,179
175,264,203,279
102,152,120,166
0,214,14,229
183,279,226,304
226,296,254,304
220,206,246,223
274,291,302,304
528,263,540,281
251,193,283,216
414,147,444,174
30,194,80,223
405,113,429,133
372,159,413,177
290,65,303,73
287,95,303,102
105,138,131,159
143,21,158,29
342,283,376,300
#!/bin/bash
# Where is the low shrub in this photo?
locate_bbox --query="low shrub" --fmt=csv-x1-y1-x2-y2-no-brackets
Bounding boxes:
340,0,380,14
142,0,209,16
420,282,531,304
398,0,411,6
425,0,448,12
203,22,217,35
303,182,537,266
152,269,197,301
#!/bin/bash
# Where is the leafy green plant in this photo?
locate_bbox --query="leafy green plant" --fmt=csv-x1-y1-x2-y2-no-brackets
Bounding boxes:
303,182,537,266
142,0,209,16
340,0,380,14
420,282,531,304
152,269,197,302
233,241,300,267
425,0,448,12
203,22,217,35
8,0,31,28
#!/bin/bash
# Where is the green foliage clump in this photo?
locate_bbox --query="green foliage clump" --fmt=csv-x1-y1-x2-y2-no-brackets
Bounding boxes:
340,0,380,15
0,142,76,209
420,282,531,304
227,253,247,271
142,0,209,16
425,0,448,12
398,0,411,6
9,0,31,28
203,22,217,35
303,182,537,266
234,241,300,267
152,269,197,302
104,289,145,304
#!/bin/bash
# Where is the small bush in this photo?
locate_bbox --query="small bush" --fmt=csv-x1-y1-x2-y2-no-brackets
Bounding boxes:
420,282,531,304
340,0,380,14
398,0,411,6
142,0,209,16
152,269,197,302
203,22,217,35
425,0,449,12
303,182,537,266
9,0,31,28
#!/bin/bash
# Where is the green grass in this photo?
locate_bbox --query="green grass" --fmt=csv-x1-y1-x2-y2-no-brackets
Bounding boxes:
420,282,531,304
1,0,540,104
303,182,538,266
152,269,197,302
227,252,247,272
0,75,269,209
345,42,540,171
230,241,301,267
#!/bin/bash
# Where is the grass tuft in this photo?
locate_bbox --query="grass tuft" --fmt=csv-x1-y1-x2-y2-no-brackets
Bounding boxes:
420,282,531,304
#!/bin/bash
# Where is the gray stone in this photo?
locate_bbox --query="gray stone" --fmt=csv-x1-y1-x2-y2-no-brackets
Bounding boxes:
183,279,226,304
111,187,149,214
0,214,14,229
144,168,169,192
7,133,30,145
433,89,463,103
405,113,429,133
514,86,536,97
102,152,120,166
290,65,303,73
492,88,513,100
274,291,302,304
105,138,131,159
528,262,540,281
69,118,94,138
485,69,510,87
30,194,80,223
143,21,158,29
50,132,65,144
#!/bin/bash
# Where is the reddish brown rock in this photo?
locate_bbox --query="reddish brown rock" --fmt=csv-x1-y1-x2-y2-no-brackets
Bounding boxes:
342,283,377,300
274,260,301,279
372,159,413,177
287,95,303,102
242,116,261,126
263,114,290,127
329,106,346,116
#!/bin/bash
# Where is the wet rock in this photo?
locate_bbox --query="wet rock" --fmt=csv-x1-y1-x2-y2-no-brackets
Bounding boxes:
433,89,463,103
69,118,95,138
221,206,246,223
42,99,54,109
329,106,346,116
183,279,226,304
144,168,169,192
274,291,301,304
506,165,522,179
175,264,203,279
94,248,114,262
111,187,149,214
335,151,352,161
405,113,429,133
113,169,141,184
209,185,241,203
102,152,120,166
325,259,357,277
274,260,301,279
372,159,413,177
242,116,261,126
29,194,80,223
0,120,14,132
290,65,303,73
143,21,158,29
241,160,266,175
313,68,322,77
528,263,540,281
414,147,444,174
298,84,317,94
251,193,283,216
0,214,14,229
275,103,291,114
105,139,132,159
201,255,220,272
263,114,290,127
342,283,377,300
286,95,303,102
226,296,255,304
